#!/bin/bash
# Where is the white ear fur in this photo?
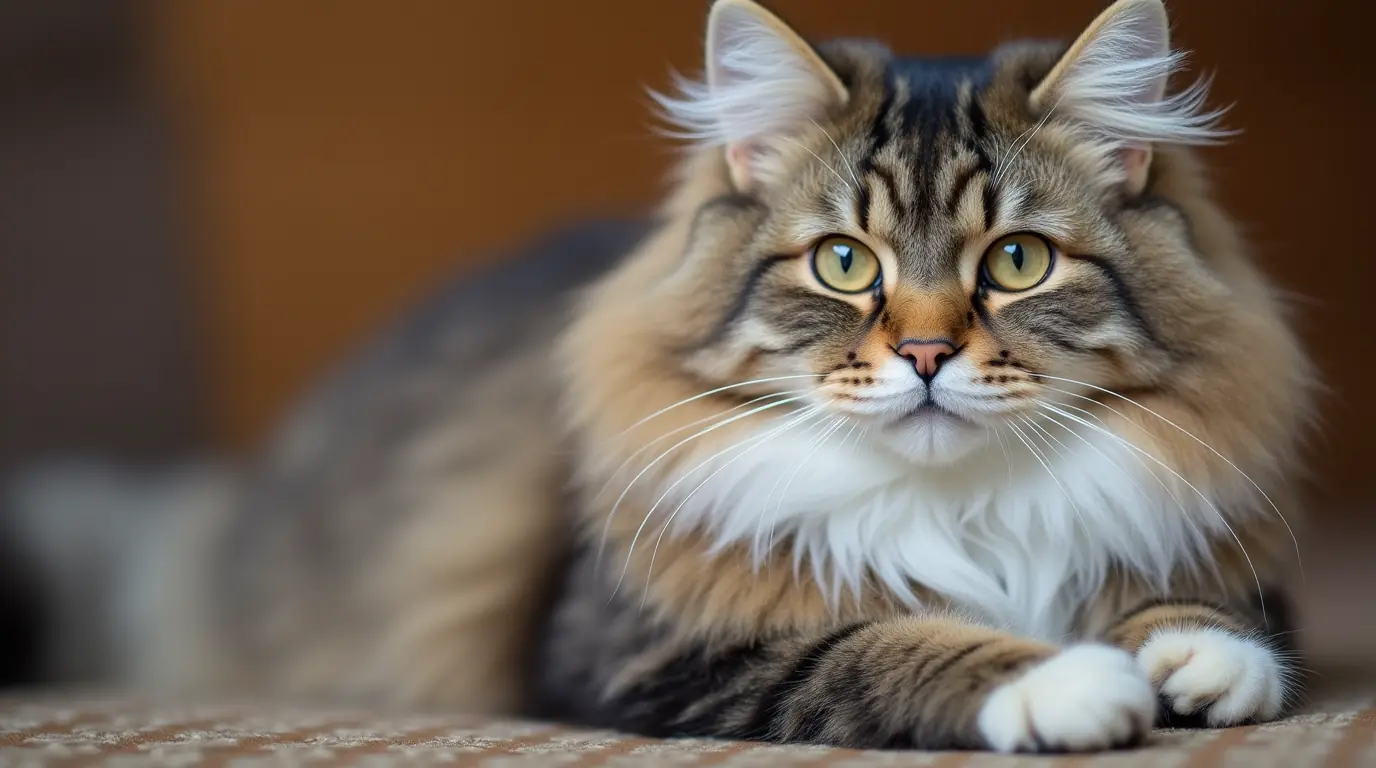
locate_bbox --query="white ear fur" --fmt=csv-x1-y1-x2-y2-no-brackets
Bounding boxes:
651,0,848,189
1031,0,1230,193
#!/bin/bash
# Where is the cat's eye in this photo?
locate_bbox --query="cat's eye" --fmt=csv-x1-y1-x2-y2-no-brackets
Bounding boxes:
981,233,1054,292
811,236,881,294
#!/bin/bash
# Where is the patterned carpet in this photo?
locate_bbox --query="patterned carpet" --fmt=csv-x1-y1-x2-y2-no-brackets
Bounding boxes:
3,680,1375,767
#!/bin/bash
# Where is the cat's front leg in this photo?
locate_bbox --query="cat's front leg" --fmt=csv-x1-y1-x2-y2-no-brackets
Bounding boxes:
1105,598,1297,727
593,616,1155,752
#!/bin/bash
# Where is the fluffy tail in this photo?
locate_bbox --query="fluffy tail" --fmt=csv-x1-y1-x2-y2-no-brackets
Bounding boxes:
0,459,238,688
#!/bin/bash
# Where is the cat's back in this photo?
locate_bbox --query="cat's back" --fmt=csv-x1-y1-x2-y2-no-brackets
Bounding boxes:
146,219,652,710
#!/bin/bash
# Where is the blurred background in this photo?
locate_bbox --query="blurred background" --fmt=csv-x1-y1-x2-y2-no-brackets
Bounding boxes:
1,1,1371,666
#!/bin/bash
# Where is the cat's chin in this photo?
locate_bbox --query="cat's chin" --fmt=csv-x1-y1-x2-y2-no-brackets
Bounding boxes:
879,407,985,467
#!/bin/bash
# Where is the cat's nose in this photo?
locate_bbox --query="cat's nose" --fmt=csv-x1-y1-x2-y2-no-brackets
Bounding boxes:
896,339,957,382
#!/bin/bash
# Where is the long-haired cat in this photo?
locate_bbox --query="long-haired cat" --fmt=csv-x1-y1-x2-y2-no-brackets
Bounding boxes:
10,0,1311,753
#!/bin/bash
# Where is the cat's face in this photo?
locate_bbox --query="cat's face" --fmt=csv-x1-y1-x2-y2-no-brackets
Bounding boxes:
565,0,1306,495
654,9,1226,466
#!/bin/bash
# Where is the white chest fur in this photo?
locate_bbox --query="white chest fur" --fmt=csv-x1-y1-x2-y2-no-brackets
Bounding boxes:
661,415,1226,640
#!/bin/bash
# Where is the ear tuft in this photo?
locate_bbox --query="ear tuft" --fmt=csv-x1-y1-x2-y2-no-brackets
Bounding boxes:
1031,0,1231,149
649,0,847,188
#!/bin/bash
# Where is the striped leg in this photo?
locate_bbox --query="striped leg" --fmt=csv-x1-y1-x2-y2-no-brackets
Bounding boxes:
600,617,1155,752
1104,598,1297,727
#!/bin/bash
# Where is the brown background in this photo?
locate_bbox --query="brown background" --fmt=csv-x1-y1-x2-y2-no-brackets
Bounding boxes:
143,1,1372,512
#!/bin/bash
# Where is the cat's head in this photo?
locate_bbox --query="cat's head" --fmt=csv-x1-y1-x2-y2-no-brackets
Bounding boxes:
564,0,1308,489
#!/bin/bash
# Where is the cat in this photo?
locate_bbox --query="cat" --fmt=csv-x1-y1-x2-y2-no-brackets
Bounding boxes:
9,0,1313,753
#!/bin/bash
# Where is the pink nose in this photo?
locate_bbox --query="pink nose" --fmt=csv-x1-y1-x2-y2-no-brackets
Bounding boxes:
896,339,957,381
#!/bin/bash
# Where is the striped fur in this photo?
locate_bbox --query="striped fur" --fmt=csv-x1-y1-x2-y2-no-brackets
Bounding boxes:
536,543,1067,749
7,0,1312,755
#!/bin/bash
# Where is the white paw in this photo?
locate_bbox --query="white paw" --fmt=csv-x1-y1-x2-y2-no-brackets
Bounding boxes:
1138,627,1286,726
978,644,1155,753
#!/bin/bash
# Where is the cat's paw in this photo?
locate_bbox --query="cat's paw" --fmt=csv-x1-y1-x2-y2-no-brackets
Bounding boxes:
1137,627,1286,727
978,644,1155,753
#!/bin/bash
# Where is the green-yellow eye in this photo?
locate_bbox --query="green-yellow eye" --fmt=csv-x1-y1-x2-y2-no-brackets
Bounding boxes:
982,233,1054,291
811,236,881,293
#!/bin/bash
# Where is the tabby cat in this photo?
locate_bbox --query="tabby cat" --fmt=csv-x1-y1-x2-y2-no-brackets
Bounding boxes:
15,0,1313,753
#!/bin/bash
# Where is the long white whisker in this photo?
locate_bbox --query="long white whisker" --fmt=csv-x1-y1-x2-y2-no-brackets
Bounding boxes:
1007,420,1089,537
1034,407,1224,588
765,415,847,567
764,417,848,557
1039,400,1194,519
759,416,845,558
593,390,807,505
618,374,823,436
639,406,823,605
808,117,863,194
838,420,862,454
753,413,838,550
1036,401,1266,622
1032,409,1154,509
1021,416,1069,460
614,404,821,601
992,425,1014,487
600,395,808,558
594,390,805,565
1036,374,1302,579
1048,399,1111,426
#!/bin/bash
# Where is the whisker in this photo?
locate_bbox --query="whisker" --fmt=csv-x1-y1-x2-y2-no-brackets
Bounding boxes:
761,416,847,557
992,425,1014,488
593,389,808,505
839,420,863,454
992,92,1065,188
1035,400,1267,622
1035,374,1302,580
1007,419,1090,537
618,374,823,437
769,416,850,557
1036,401,1193,516
778,135,857,195
808,117,863,193
1045,398,1109,426
599,394,808,562
753,413,839,549
765,416,849,556
1021,416,1069,460
992,125,1038,188
1033,407,1218,584
1033,408,1158,510
638,405,824,606
616,405,822,602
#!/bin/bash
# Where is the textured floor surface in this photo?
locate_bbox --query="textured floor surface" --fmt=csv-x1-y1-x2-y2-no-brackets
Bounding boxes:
3,672,1375,767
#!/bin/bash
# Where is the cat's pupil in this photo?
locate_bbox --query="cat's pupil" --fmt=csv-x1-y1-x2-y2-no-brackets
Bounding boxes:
834,244,854,273
1006,243,1025,271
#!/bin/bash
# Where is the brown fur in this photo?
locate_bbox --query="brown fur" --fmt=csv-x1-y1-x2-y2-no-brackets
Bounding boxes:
16,0,1311,755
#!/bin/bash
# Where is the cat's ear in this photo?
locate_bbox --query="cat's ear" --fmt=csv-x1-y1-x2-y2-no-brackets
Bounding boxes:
1030,0,1229,194
654,0,849,190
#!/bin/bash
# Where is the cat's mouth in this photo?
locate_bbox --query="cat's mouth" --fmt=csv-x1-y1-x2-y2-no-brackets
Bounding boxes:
877,398,985,465
896,401,970,425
